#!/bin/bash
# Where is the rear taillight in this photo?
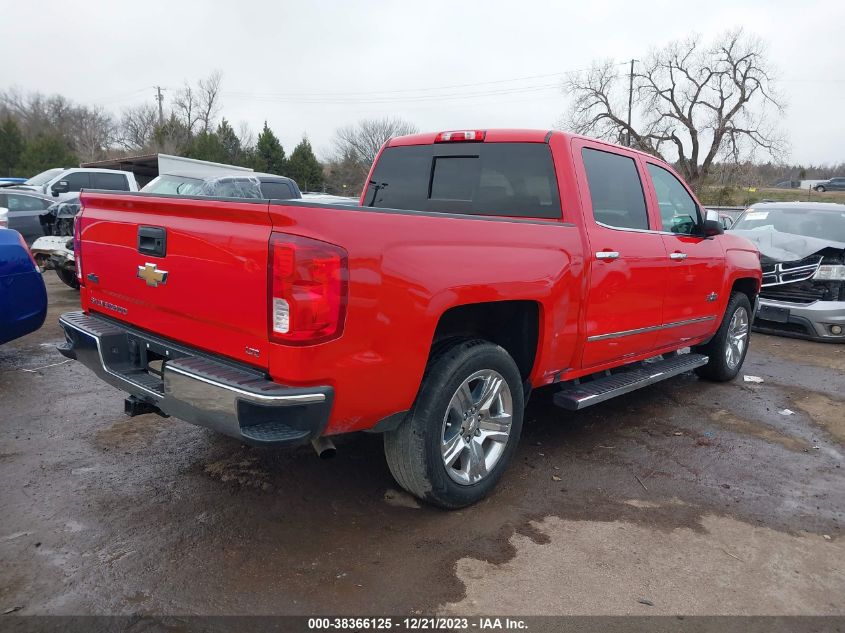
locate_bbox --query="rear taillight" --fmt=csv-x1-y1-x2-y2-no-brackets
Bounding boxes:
434,130,486,142
73,216,83,286
268,233,348,345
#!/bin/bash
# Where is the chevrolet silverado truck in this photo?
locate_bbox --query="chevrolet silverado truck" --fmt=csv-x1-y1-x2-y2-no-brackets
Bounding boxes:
58,129,762,508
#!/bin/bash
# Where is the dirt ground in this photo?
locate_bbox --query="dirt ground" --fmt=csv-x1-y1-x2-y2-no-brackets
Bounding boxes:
1,275,843,616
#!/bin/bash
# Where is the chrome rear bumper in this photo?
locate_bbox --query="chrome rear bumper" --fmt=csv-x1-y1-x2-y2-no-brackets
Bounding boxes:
57,311,333,445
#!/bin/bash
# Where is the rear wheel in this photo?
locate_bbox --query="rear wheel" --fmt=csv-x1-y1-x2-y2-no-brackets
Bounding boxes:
55,267,80,290
693,292,752,381
384,340,524,509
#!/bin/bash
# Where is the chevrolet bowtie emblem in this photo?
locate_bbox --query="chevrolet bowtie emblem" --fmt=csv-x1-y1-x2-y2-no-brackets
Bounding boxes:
137,262,168,287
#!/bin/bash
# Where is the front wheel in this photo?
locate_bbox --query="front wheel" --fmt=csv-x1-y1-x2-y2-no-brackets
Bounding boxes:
384,340,524,509
815,186,826,192
693,292,752,381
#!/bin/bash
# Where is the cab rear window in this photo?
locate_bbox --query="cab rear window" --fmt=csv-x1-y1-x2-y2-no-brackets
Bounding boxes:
364,143,561,218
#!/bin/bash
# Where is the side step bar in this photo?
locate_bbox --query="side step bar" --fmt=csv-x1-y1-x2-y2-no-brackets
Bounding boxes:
553,353,709,411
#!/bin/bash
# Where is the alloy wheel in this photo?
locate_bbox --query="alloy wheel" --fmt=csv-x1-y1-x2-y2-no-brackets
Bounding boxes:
441,369,513,486
725,306,749,370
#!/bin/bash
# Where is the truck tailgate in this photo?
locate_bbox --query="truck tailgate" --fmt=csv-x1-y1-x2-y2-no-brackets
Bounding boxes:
78,192,273,369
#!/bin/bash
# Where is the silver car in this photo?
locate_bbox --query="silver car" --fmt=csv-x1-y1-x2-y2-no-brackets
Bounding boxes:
731,202,845,342
0,190,54,244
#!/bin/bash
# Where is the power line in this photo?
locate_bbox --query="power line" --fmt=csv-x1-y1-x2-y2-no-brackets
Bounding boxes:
222,83,567,105
220,63,630,101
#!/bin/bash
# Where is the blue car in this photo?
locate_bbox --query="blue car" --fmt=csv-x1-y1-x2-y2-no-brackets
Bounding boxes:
0,227,47,344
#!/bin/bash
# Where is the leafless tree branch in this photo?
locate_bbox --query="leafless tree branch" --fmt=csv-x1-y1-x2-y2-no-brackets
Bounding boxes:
560,29,787,189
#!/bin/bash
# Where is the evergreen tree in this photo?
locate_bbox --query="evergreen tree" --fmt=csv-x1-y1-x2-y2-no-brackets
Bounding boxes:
0,117,24,176
185,130,228,164
252,121,286,175
153,114,192,155
287,136,324,192
216,118,242,165
17,134,78,177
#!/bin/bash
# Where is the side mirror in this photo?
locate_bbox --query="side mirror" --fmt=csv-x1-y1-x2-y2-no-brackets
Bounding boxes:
52,181,69,195
702,209,724,237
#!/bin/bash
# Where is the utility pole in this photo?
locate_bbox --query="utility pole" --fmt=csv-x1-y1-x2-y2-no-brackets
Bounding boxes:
154,86,165,125
626,59,636,147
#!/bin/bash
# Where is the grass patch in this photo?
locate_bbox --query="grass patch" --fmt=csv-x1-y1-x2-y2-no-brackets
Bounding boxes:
698,186,845,208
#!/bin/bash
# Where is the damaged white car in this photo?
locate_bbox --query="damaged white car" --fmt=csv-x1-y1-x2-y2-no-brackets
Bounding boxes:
731,202,845,342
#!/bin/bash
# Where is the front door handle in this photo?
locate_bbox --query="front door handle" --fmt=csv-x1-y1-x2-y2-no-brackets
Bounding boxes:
596,251,620,261
669,252,688,261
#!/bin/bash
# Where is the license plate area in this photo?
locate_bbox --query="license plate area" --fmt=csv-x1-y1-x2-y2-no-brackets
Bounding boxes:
125,333,187,376
758,305,790,323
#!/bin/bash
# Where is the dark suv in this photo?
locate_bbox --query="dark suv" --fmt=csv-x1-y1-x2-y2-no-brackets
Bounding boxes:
815,178,845,192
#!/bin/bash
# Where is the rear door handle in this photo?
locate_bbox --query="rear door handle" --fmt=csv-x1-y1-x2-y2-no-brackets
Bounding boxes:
669,252,688,260
595,251,620,261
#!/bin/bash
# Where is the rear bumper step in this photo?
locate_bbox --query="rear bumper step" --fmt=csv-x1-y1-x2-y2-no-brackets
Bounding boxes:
57,311,333,446
553,353,709,411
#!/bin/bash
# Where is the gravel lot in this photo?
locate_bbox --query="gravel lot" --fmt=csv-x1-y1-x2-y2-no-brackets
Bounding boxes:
1,275,843,616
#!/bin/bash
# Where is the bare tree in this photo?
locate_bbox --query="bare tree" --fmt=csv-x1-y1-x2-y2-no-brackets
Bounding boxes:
70,106,115,162
172,71,223,135
197,71,222,133
172,83,198,134
236,120,255,149
1,90,75,138
562,30,786,189
333,117,418,176
118,103,159,152
2,89,115,161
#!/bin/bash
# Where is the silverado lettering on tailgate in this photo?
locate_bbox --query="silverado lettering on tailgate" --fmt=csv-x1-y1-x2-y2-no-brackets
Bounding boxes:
90,296,128,316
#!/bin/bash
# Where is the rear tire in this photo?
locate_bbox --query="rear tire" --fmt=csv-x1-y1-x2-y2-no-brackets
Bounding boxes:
55,267,80,290
384,340,524,509
693,292,752,381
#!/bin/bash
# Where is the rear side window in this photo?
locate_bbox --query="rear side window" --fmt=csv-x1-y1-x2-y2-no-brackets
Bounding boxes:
91,172,130,191
261,181,295,199
581,148,648,230
364,143,561,218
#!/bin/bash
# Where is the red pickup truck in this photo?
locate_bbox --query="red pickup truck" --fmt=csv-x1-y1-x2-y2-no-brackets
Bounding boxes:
59,129,761,508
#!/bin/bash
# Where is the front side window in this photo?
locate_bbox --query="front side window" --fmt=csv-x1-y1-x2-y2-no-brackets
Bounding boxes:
646,163,701,235
581,148,649,230
59,172,91,192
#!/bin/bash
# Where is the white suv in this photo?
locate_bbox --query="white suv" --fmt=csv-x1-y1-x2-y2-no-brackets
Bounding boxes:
13,168,138,201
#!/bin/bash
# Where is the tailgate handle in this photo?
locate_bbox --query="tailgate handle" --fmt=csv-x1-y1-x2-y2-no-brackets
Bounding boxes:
137,226,167,257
